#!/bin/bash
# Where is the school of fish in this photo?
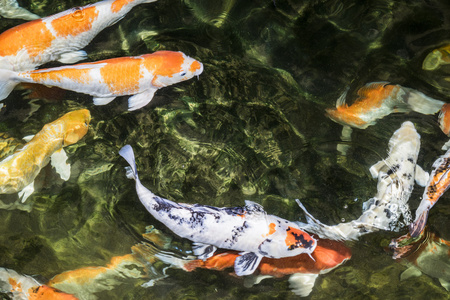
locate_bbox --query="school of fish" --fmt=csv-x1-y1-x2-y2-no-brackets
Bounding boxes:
0,0,449,299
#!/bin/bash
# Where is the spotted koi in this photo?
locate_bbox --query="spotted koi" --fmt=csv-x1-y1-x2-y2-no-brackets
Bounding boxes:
0,51,203,111
0,0,157,71
410,148,450,237
119,145,317,276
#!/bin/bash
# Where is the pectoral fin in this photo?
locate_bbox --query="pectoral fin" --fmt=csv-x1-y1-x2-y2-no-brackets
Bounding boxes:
50,148,70,180
18,181,34,203
234,252,263,276
414,165,429,187
439,278,450,291
127,89,157,111
22,135,34,142
369,160,386,178
288,273,318,297
93,96,116,106
192,242,217,260
400,266,422,281
57,50,88,64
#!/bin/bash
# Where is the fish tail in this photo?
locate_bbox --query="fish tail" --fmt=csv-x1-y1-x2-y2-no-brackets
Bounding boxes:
405,89,445,115
0,69,21,101
119,145,139,181
409,210,429,237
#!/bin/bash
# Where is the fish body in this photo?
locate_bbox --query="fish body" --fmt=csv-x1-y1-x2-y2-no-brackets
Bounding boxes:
0,0,157,71
119,145,317,276
0,267,78,299
0,109,90,202
298,121,428,240
439,103,450,136
410,148,450,237
326,82,444,129
0,51,203,111
390,230,450,292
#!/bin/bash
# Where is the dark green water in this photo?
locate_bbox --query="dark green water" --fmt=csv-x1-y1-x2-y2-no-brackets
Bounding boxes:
0,0,449,299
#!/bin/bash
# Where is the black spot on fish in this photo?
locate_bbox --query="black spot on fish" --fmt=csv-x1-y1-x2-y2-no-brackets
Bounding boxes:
226,221,249,247
384,208,392,219
287,230,314,250
407,157,414,163
387,164,400,176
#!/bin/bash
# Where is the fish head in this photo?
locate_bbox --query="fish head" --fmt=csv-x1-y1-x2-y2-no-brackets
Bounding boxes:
146,51,203,88
61,109,91,146
259,226,317,258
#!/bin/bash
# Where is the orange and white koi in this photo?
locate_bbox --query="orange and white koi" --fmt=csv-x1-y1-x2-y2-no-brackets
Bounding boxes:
0,0,39,21
0,267,79,299
119,145,317,276
409,148,450,237
0,51,203,111
390,229,450,292
298,121,429,240
154,236,351,297
0,0,157,71
0,109,90,202
326,82,444,129
439,103,450,136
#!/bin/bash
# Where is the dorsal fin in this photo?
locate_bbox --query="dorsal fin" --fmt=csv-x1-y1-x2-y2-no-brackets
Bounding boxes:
335,88,349,108
244,200,265,213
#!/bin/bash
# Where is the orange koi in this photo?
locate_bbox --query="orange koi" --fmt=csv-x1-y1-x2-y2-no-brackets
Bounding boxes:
439,103,450,136
326,82,444,129
0,0,157,71
0,109,90,202
0,267,78,299
0,51,203,111
410,148,450,237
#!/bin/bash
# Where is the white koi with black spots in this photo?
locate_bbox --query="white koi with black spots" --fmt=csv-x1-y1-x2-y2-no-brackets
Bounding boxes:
119,145,317,276
297,121,429,241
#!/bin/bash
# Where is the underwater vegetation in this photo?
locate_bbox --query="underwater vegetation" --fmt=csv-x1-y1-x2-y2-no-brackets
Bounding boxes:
0,0,450,299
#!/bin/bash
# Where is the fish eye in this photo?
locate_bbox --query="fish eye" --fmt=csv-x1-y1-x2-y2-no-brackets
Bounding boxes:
180,72,187,77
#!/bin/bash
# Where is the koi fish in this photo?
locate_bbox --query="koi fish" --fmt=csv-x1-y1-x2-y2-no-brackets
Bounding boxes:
119,145,317,276
439,103,450,136
423,45,450,71
0,0,157,71
152,236,351,297
326,82,444,129
409,148,450,237
0,267,78,299
0,51,203,111
0,0,39,21
390,229,450,292
297,121,429,240
0,109,90,202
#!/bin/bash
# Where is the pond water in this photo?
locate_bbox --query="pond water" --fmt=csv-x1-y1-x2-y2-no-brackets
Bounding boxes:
0,0,449,299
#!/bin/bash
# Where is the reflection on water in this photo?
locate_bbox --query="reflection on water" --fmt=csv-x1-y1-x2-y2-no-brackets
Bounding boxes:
0,0,449,299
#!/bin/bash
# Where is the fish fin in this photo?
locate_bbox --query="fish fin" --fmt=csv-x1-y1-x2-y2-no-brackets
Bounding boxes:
400,266,422,281
192,242,217,260
409,210,429,237
57,50,88,64
0,57,13,70
0,2,40,21
0,69,20,101
244,200,265,213
234,252,263,276
406,89,444,115
119,145,139,181
50,148,70,181
442,139,450,151
414,165,429,187
93,96,116,106
288,273,318,297
243,275,273,287
335,88,349,108
439,278,450,291
369,160,386,179
127,89,157,111
22,134,35,142
18,181,35,203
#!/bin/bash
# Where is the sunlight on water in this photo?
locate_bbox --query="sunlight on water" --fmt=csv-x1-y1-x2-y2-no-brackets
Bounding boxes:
0,0,449,299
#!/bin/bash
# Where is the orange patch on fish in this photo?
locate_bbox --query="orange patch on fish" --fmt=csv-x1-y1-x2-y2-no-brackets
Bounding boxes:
262,223,276,237
189,60,202,73
439,103,450,136
99,57,142,94
28,66,93,85
8,277,22,292
28,285,78,300
143,51,184,79
51,6,99,38
0,20,54,57
111,0,135,13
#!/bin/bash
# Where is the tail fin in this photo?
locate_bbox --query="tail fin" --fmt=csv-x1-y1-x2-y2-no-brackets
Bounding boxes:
0,69,20,101
119,145,139,181
406,89,445,115
409,211,428,237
